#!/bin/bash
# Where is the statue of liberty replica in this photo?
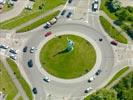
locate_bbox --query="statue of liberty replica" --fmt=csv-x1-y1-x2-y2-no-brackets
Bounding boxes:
65,37,74,52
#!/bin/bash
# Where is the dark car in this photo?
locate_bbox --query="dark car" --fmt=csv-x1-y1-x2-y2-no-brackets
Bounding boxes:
45,31,52,37
23,46,28,52
95,69,102,75
32,88,37,94
66,12,72,18
68,0,72,3
111,41,118,46
28,59,33,68
61,10,66,16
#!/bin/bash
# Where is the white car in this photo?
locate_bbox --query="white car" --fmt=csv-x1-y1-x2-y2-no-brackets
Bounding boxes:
85,87,93,93
10,54,16,60
43,76,50,82
50,18,57,25
1,44,9,49
88,75,95,82
30,47,35,53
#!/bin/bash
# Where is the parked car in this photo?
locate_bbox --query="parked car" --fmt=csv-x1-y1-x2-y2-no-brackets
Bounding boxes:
43,76,50,82
10,54,16,60
94,0,98,3
84,87,93,93
88,75,95,82
111,41,118,46
61,10,66,16
92,3,98,11
23,46,28,52
50,18,57,25
28,59,33,68
9,48,17,54
32,88,37,94
30,47,35,53
0,44,9,49
95,69,102,75
68,0,72,3
45,31,52,37
43,22,51,29
66,12,72,18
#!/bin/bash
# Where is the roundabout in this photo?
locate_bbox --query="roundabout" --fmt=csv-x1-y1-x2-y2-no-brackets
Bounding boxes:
22,21,114,99
39,34,96,79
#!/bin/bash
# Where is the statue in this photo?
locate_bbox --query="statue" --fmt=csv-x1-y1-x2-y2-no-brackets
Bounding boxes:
66,37,74,52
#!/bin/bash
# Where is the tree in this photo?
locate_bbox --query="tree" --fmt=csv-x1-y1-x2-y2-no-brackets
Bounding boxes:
111,0,121,11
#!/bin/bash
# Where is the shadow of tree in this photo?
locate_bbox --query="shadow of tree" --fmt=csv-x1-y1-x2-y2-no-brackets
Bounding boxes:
53,49,69,57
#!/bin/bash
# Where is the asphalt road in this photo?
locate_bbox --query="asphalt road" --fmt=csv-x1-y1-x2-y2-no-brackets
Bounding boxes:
20,21,114,100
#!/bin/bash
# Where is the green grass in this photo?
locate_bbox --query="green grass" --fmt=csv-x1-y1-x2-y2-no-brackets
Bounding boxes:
106,66,129,87
16,11,60,33
0,60,18,100
6,58,33,100
100,16,128,44
0,0,66,29
17,96,23,100
100,0,117,20
40,35,96,79
2,3,13,12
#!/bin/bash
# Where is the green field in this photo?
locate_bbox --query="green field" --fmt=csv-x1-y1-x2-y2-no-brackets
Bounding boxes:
17,96,23,100
0,60,18,100
40,35,96,79
2,3,13,12
16,11,60,33
0,0,66,29
106,66,129,87
6,58,33,100
100,16,128,44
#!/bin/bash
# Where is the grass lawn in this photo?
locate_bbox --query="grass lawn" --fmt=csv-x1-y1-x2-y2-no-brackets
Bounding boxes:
16,11,60,33
0,60,18,100
100,16,128,44
0,0,66,29
40,35,96,79
17,96,23,100
2,3,13,12
6,58,33,100
105,66,129,87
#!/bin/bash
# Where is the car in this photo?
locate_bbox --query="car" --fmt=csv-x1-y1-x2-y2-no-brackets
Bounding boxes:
92,3,98,11
10,54,16,60
68,0,72,3
0,44,9,49
95,69,102,75
32,88,37,94
45,31,52,37
61,10,66,16
43,76,50,82
94,0,98,3
50,18,57,25
30,47,35,53
88,75,95,82
111,41,118,46
43,22,51,29
66,12,72,18
23,46,28,52
9,48,17,54
28,59,33,68
99,38,103,42
84,87,93,93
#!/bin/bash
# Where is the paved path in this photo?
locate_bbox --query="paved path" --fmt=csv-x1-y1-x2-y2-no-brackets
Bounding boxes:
0,56,28,100
0,0,29,22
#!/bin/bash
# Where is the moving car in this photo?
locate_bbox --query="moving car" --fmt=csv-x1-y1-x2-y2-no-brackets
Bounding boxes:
68,0,72,3
43,76,50,82
32,88,37,94
84,87,93,93
66,12,72,18
95,69,102,76
30,47,35,53
9,48,17,54
10,54,16,60
111,41,118,46
45,31,52,37
28,59,33,68
23,46,28,52
92,3,98,11
61,10,66,16
88,75,95,82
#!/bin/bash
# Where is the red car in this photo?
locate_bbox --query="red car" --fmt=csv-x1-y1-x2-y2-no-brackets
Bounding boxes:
110,41,118,46
45,31,52,37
